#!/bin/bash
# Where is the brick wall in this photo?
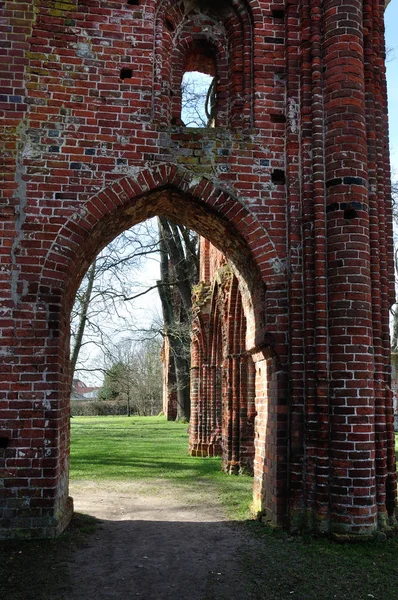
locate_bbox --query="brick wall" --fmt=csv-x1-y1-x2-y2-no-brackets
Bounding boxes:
0,0,395,538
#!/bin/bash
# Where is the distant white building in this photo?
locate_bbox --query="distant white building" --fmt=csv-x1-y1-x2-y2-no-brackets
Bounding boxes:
82,389,100,399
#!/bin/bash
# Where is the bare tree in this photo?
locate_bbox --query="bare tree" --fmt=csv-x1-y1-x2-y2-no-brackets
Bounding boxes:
157,217,199,421
70,219,199,423
99,337,163,416
70,221,160,382
181,72,216,127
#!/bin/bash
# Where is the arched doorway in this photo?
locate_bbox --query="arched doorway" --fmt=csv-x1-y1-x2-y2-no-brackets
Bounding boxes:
12,166,288,537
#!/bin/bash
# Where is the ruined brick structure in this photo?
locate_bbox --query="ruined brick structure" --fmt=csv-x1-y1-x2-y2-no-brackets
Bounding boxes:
0,0,396,538
188,240,256,474
391,353,398,430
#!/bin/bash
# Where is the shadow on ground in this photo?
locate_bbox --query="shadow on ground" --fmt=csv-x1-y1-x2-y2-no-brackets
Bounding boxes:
2,512,398,600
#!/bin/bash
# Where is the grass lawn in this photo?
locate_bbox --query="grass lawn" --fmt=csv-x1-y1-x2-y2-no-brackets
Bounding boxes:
70,415,253,520
69,416,398,599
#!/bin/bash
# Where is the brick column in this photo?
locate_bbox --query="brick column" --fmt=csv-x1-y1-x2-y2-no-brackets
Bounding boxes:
188,341,200,454
322,0,376,535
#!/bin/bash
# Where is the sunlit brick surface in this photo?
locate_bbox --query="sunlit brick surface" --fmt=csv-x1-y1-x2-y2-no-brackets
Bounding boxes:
0,0,395,538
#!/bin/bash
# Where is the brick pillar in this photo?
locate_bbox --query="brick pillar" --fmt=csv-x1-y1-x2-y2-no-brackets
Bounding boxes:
363,0,393,529
322,0,376,535
252,350,288,526
238,354,255,474
230,356,240,474
188,341,200,454
222,356,233,470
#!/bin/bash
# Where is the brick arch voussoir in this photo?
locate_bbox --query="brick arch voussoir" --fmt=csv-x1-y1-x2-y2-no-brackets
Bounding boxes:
153,0,264,24
41,164,280,293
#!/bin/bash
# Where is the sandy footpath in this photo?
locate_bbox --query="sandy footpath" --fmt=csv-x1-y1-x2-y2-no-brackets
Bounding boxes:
67,480,252,600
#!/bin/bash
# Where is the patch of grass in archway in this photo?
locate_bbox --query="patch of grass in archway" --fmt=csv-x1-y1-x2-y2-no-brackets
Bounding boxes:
70,415,253,520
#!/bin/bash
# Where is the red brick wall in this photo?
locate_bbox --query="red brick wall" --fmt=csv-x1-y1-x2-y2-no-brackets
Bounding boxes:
0,0,395,538
391,353,398,430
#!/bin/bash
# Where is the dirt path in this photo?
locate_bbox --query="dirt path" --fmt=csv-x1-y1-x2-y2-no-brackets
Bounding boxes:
4,478,395,600
67,480,252,600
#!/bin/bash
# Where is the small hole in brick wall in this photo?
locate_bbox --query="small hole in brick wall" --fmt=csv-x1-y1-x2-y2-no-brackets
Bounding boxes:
165,18,175,32
271,169,286,185
127,0,139,5
120,68,133,80
344,207,358,220
270,113,286,124
271,8,285,19
0,437,9,449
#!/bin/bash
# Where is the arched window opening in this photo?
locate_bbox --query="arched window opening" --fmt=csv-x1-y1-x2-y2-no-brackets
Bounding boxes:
153,0,254,127
181,71,216,128
180,40,218,128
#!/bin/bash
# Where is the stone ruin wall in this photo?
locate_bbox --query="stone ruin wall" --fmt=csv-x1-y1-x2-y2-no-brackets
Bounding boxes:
0,0,396,538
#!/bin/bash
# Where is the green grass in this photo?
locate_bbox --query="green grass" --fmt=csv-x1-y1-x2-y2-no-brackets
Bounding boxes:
70,415,253,519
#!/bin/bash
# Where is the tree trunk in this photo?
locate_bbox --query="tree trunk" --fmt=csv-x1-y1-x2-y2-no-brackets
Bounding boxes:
172,336,191,421
70,258,97,379
157,218,195,421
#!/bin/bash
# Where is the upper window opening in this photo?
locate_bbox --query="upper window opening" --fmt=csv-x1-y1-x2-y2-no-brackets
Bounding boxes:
180,41,217,128
181,71,216,128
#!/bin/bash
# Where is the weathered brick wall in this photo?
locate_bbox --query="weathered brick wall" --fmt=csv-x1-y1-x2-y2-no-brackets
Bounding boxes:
0,0,396,538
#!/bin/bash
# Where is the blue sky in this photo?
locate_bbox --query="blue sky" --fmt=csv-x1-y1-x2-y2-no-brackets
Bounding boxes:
386,2,398,176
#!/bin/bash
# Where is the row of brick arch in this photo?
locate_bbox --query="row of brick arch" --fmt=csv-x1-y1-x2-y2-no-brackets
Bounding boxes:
188,255,256,474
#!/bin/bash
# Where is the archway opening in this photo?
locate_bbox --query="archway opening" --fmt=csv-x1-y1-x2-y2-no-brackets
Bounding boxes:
68,201,259,454
69,214,257,479
181,41,217,127
51,181,282,535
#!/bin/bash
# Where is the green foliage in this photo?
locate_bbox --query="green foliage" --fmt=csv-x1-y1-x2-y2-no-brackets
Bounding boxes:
97,338,163,415
71,399,129,416
98,361,128,401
